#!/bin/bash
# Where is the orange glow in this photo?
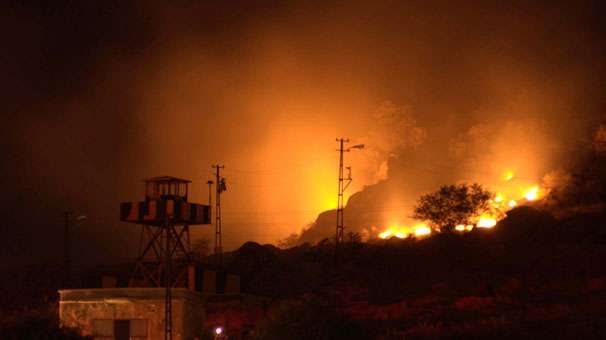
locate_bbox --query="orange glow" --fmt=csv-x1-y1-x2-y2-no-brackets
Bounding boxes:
378,222,409,239
395,231,407,238
477,216,497,228
377,222,432,239
455,224,474,232
376,169,547,240
524,186,539,201
378,228,408,239
378,229,394,239
413,224,431,237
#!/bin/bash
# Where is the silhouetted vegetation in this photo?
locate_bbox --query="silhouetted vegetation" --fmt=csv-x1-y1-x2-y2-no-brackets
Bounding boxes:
224,205,606,338
3,205,606,338
413,183,494,232
256,295,368,340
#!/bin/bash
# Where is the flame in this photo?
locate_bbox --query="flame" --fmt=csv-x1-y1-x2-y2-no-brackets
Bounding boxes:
476,215,497,228
378,223,409,239
524,186,539,201
378,222,431,239
375,169,547,239
414,224,431,237
378,229,393,239
456,224,474,232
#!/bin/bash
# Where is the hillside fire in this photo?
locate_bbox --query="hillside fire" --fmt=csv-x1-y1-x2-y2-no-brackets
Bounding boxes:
378,223,432,239
377,171,546,239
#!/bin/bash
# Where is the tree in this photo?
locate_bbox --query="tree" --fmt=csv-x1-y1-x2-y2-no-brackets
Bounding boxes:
347,232,362,244
347,232,362,249
413,183,494,232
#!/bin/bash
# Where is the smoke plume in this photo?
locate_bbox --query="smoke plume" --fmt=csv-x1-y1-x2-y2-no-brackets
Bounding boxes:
1,1,605,264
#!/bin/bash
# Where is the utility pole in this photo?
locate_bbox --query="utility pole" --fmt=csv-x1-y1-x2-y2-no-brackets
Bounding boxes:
335,139,363,251
336,138,350,248
212,165,226,265
164,208,172,340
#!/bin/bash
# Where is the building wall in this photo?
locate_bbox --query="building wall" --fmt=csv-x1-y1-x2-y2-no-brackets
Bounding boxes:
59,288,204,340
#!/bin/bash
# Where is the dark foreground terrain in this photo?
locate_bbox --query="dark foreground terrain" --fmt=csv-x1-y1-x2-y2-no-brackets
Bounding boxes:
2,206,606,339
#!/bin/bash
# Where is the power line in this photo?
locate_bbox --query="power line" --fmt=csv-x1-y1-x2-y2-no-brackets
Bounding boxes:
221,204,417,216
226,154,328,174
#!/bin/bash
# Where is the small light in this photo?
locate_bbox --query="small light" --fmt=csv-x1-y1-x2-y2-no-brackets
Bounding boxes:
215,327,223,335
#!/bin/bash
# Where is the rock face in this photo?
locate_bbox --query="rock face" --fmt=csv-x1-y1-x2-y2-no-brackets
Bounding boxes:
59,288,205,340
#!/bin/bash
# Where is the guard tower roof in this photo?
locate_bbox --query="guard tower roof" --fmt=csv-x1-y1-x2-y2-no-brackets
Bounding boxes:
145,176,191,183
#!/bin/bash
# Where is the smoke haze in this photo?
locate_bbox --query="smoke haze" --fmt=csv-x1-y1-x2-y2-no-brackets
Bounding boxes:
1,1,604,265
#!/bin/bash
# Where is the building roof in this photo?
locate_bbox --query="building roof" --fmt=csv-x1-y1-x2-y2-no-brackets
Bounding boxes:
59,287,202,301
144,176,191,183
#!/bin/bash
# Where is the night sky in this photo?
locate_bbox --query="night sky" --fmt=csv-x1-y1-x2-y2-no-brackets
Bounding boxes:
1,1,605,267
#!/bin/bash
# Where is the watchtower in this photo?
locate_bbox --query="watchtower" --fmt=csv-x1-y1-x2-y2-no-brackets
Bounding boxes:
120,176,210,286
120,176,210,340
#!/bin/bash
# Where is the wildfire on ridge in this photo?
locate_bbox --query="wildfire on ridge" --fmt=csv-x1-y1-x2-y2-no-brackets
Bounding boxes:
377,170,546,239
414,225,431,236
524,186,539,201
455,224,474,232
476,216,497,229
378,223,431,239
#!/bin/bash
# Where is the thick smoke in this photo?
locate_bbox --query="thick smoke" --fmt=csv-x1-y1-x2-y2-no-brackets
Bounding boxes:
290,1,606,244
1,1,604,265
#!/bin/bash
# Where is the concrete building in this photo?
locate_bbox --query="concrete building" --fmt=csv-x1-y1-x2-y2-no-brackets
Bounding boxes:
59,288,205,340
